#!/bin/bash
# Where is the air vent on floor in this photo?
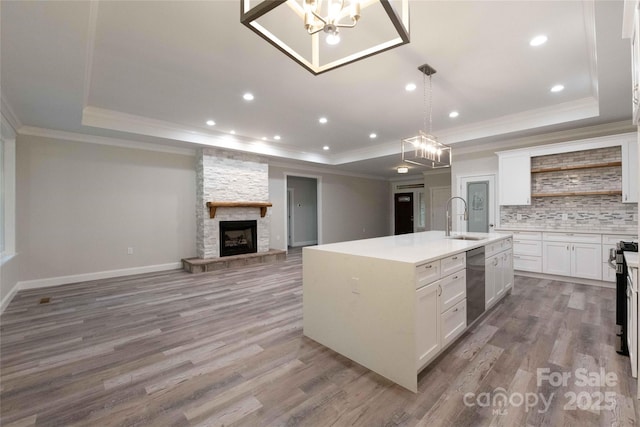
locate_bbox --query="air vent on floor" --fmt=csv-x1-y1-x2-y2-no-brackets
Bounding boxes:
39,297,50,304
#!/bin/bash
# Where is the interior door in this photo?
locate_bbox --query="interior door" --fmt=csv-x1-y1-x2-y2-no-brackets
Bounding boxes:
467,181,489,233
394,192,414,235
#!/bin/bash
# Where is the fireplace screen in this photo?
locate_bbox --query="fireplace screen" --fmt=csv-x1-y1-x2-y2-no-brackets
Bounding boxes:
219,220,257,257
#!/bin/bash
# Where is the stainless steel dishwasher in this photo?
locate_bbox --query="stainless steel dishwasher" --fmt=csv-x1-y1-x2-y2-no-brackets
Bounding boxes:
466,246,486,325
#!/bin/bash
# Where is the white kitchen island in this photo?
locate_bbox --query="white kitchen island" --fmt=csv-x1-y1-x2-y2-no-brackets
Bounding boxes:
303,230,513,392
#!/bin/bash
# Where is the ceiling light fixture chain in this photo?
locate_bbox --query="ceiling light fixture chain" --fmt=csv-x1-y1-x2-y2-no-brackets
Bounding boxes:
400,63,451,169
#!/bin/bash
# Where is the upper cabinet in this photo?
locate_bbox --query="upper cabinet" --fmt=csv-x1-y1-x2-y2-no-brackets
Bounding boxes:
497,133,638,206
623,138,639,203
498,152,531,205
623,0,640,123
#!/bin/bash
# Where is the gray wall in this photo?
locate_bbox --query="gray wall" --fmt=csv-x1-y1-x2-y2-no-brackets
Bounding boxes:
269,166,390,250
3,134,196,299
287,176,318,246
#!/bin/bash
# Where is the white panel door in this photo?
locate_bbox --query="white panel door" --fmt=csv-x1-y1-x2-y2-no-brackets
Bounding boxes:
543,242,571,276
571,243,602,280
416,280,441,367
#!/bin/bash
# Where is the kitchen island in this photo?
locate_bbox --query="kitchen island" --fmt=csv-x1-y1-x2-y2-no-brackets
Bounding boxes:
303,230,513,392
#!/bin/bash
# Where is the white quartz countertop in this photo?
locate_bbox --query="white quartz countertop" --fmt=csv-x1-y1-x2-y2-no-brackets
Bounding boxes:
495,227,638,236
304,231,512,265
625,252,639,269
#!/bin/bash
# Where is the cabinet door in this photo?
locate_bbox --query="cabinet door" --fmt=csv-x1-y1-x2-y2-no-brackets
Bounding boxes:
498,153,531,205
441,299,466,347
485,256,498,308
416,280,441,367
495,255,506,299
622,139,639,203
502,250,514,291
542,242,571,276
571,243,602,280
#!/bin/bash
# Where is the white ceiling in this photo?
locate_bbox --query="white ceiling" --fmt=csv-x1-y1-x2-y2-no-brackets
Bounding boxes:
0,0,633,179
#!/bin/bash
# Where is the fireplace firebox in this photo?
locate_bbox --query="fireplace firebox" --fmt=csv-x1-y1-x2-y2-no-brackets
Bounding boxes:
219,220,257,257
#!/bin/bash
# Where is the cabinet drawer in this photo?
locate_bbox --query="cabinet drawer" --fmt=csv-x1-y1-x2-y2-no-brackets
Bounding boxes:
440,270,466,312
416,261,440,289
441,252,466,277
511,231,542,241
485,241,501,258
542,232,601,244
513,255,542,272
603,234,638,245
513,240,542,257
441,299,466,347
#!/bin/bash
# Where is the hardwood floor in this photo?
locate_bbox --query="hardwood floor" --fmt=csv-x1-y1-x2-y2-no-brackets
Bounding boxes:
1,248,639,426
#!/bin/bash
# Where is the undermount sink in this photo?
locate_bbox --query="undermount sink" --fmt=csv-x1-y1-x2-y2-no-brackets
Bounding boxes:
449,235,486,241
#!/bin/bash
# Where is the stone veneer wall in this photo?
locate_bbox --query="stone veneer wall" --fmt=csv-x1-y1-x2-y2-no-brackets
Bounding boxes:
500,146,638,231
196,148,269,259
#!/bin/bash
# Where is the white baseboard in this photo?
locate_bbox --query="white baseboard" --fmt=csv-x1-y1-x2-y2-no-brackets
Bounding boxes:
515,271,615,289
291,240,318,247
0,262,182,314
0,284,20,314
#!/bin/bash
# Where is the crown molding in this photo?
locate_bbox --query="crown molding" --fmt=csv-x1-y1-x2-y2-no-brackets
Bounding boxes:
82,106,330,164
1,94,22,133
18,126,196,156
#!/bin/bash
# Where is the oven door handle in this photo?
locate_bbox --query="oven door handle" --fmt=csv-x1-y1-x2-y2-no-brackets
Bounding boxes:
608,259,618,270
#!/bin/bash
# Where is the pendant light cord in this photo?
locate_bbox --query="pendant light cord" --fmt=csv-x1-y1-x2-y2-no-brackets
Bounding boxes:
422,70,433,134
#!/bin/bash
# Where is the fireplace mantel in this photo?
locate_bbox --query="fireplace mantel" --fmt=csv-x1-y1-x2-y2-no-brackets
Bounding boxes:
206,201,272,218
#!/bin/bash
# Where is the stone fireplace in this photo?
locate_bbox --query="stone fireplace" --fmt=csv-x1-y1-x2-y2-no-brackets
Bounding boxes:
219,220,257,257
195,148,270,259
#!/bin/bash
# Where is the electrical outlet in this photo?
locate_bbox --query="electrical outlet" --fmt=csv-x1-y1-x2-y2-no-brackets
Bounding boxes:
127,247,134,255
351,277,360,294
516,213,522,221
362,227,366,233
562,213,568,221
634,214,638,222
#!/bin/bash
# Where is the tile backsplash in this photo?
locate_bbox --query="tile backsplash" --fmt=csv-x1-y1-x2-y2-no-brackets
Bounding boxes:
500,147,638,231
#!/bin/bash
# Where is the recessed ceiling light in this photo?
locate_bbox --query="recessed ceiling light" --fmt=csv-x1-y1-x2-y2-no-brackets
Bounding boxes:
369,133,377,139
449,111,459,118
274,135,281,140
550,84,565,93
243,93,254,101
405,83,417,92
230,130,236,135
319,117,328,124
529,35,548,47
397,166,409,174
323,145,330,151
206,120,215,126
262,137,267,141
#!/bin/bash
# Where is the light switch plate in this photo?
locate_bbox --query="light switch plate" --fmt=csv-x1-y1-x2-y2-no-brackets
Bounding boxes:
562,213,568,221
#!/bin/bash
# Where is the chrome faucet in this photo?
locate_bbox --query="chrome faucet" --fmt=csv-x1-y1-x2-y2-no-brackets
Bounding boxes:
445,196,469,236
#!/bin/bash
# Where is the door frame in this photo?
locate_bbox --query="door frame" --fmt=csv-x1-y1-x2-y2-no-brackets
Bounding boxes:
394,192,414,235
283,173,322,246
287,188,294,247
456,174,496,233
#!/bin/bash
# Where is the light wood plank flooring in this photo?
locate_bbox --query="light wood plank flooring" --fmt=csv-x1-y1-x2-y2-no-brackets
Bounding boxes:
1,248,639,426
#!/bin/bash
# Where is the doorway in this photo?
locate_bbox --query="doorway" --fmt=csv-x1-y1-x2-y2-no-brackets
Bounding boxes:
394,192,414,235
286,176,319,247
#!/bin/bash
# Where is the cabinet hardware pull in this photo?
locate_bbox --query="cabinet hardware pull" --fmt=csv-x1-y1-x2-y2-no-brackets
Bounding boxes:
452,256,458,260
625,194,628,201
566,245,569,250
438,285,442,296
453,308,458,312
634,85,639,105
425,265,432,269
572,245,575,251
453,276,458,279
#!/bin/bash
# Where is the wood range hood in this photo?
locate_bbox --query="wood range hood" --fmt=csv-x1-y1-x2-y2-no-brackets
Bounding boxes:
206,201,272,218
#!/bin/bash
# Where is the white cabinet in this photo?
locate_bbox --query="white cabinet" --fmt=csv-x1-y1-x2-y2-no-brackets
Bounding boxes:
498,153,531,205
441,299,466,347
416,280,441,367
440,269,466,312
486,238,513,309
622,139,639,203
511,231,542,273
542,233,602,280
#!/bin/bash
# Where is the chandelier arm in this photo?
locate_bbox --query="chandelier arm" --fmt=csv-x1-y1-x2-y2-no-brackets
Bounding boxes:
307,26,325,35
311,11,328,24
334,21,358,28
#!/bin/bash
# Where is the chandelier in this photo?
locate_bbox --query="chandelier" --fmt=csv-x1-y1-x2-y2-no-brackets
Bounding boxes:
401,64,451,168
240,0,410,75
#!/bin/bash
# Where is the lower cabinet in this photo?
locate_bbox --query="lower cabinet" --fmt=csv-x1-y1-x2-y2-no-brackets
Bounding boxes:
416,280,441,367
486,248,514,309
542,241,602,280
416,269,467,368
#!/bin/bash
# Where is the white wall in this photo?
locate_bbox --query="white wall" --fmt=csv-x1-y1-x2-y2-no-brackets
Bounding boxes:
8,134,196,290
287,176,318,246
269,166,390,250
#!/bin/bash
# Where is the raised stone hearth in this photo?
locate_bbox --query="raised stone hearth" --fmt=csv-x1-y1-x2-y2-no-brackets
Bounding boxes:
182,249,286,274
